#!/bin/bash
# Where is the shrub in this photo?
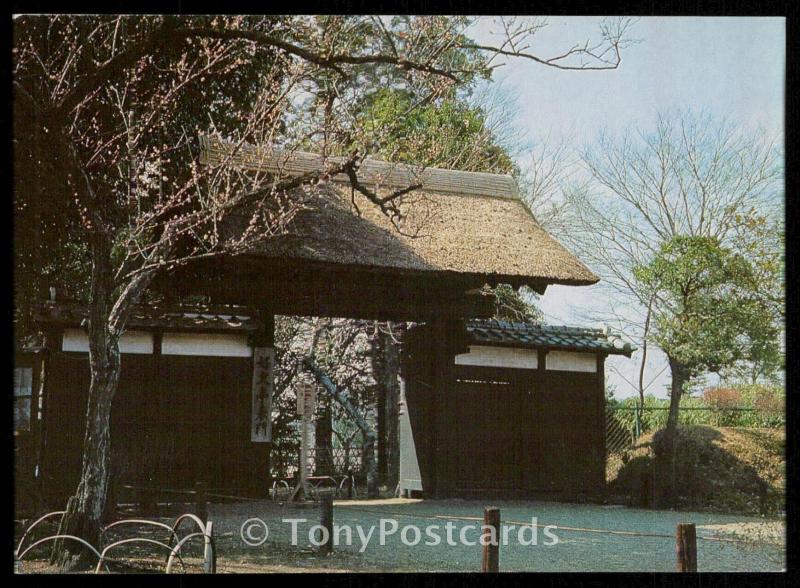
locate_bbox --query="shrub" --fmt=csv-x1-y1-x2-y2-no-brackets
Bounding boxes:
752,387,784,413
702,387,742,426
703,386,742,409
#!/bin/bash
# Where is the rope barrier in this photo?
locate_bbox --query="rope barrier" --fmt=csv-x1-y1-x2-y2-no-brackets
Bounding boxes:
121,484,263,503
334,505,756,545
118,486,776,547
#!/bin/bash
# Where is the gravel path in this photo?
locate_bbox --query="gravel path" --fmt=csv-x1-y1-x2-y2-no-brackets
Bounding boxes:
206,498,785,572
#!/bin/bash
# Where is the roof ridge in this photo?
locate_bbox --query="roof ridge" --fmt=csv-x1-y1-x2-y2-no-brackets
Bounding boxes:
467,319,605,334
199,135,520,200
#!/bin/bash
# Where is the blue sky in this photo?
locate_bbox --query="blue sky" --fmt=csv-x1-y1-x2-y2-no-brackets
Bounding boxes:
468,17,785,398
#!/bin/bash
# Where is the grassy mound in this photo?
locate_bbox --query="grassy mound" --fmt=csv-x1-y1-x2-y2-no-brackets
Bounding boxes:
607,425,785,515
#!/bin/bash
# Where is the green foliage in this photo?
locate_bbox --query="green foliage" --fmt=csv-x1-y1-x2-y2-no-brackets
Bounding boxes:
491,284,542,323
612,385,785,433
634,235,781,380
359,88,516,174
288,16,494,160
735,383,786,415
725,210,785,382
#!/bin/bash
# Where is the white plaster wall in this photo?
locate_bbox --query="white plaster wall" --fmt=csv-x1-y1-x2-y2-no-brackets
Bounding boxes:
161,332,252,357
545,350,597,373
62,328,153,354
454,345,538,369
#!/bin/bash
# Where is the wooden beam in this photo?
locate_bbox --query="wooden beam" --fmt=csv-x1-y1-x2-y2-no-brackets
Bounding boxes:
597,353,607,492
158,259,496,321
428,319,464,498
249,308,275,495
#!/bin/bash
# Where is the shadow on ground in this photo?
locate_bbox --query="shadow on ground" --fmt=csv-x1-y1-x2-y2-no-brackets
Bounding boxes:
608,425,784,515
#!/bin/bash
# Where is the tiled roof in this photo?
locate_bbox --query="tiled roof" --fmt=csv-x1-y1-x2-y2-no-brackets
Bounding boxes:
33,301,262,332
465,319,635,356
32,302,634,355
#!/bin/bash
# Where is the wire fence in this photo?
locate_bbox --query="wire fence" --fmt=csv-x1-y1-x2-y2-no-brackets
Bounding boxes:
272,446,365,481
605,405,785,455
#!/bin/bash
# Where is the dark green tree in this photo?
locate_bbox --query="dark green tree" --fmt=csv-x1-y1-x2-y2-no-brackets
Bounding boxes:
359,88,516,173
633,235,781,498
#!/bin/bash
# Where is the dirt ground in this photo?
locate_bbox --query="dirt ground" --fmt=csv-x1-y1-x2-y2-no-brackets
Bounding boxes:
16,497,786,573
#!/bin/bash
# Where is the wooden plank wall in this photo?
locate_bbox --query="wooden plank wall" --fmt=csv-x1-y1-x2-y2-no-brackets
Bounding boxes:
402,330,606,498
39,350,264,506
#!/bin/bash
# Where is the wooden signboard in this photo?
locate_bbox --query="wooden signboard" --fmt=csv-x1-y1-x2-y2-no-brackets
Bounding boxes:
296,380,317,417
291,379,317,501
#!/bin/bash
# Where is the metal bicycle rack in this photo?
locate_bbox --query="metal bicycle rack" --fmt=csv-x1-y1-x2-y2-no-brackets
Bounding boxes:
15,510,216,573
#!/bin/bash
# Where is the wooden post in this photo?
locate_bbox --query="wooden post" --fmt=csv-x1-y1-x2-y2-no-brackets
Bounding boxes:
596,352,607,493
196,481,208,523
250,309,275,496
641,472,653,508
290,379,315,501
482,507,500,573
319,491,334,555
757,479,769,516
676,523,697,572
429,319,462,498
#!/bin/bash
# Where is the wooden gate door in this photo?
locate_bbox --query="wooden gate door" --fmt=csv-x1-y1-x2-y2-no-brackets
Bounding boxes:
448,366,526,491
527,373,603,494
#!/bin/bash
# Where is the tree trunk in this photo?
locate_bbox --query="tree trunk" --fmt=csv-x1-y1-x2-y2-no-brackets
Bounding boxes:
383,337,400,491
314,395,333,476
363,433,378,498
51,336,121,568
657,355,690,506
375,386,387,483
664,356,689,444
371,332,387,485
51,234,122,569
371,326,401,491
637,296,655,429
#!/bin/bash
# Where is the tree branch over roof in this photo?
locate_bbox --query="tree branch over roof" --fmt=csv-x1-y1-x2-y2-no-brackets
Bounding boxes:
461,16,636,71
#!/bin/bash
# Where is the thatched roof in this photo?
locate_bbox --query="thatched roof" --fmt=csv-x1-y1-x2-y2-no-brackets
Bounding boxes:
201,137,598,288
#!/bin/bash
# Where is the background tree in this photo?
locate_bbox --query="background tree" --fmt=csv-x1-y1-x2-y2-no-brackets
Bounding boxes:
491,284,543,323
563,110,783,415
516,134,576,237
722,210,785,384
13,14,632,565
633,235,781,500
358,88,516,173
